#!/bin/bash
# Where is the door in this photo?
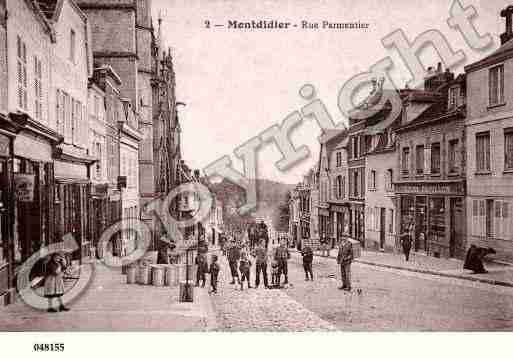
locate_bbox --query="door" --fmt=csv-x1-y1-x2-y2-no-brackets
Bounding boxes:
379,208,386,249
450,198,464,258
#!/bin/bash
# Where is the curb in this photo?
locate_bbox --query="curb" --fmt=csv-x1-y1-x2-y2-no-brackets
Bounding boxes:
292,250,513,288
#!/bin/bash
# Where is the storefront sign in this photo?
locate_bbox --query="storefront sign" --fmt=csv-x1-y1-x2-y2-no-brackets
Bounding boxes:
330,204,347,213
14,174,35,202
394,182,464,195
0,134,10,157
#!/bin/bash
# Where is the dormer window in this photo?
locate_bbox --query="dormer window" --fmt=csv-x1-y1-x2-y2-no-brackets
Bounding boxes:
448,86,459,109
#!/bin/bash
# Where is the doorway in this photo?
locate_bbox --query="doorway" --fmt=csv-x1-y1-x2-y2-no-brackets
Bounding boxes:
379,207,385,250
450,198,464,258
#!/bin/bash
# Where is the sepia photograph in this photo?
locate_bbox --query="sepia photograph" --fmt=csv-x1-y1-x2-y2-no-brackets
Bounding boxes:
0,0,512,356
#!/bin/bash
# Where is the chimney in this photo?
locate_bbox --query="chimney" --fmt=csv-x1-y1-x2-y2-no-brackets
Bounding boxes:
500,6,513,45
424,63,454,91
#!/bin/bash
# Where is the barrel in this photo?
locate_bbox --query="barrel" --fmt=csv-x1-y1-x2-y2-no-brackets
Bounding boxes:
165,265,179,287
138,265,151,285
127,265,137,284
177,264,186,282
151,265,164,286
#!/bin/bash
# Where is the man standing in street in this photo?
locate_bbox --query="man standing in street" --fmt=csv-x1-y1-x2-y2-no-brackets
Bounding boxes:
275,240,291,285
227,240,241,284
301,242,314,281
252,239,269,289
401,226,413,262
337,237,353,291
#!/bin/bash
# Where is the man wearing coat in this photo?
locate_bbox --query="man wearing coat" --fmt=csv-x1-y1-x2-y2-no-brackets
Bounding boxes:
251,240,269,288
337,237,353,291
227,240,241,284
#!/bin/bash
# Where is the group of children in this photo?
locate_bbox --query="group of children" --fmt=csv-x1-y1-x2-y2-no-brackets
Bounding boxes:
195,253,220,294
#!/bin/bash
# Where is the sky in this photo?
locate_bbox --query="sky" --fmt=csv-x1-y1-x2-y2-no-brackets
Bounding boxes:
151,0,508,184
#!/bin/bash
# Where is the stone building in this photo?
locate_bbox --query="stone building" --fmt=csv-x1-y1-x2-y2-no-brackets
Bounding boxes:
316,130,346,247
1,0,62,305
464,6,513,262
41,0,97,261
394,65,467,259
77,0,157,244
363,88,401,252
326,130,350,247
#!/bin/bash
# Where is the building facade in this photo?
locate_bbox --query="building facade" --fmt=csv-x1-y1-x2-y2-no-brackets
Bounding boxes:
464,8,513,262
394,66,467,259
45,0,96,261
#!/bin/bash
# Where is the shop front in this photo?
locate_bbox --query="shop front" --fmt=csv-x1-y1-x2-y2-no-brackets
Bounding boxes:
318,207,331,244
347,202,365,247
0,116,17,305
329,203,350,245
53,147,96,263
395,181,465,258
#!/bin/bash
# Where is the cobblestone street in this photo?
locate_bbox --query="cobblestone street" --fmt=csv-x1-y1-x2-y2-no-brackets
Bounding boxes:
211,251,513,331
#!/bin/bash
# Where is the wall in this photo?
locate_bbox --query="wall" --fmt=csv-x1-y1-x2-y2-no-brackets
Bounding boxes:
7,0,52,123
466,59,513,262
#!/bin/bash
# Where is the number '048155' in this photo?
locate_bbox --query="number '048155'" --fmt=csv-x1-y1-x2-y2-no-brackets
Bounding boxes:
33,343,64,352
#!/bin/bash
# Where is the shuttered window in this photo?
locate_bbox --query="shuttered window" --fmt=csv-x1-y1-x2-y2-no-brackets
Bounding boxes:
17,36,27,110
34,57,42,120
431,143,440,174
505,128,513,171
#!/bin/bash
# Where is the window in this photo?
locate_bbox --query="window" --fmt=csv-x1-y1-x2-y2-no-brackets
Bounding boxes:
416,145,424,174
360,136,366,156
388,209,394,234
353,171,359,197
369,170,376,190
34,57,42,120
476,131,491,172
336,176,342,198
489,64,504,106
17,36,27,110
95,142,102,180
352,137,358,158
386,169,393,191
336,152,342,167
431,143,440,174
505,128,513,171
63,92,71,142
448,86,459,109
449,139,459,173
341,176,345,199
402,147,410,174
70,29,76,62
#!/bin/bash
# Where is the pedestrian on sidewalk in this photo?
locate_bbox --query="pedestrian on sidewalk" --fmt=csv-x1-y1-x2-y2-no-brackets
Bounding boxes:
275,240,291,285
44,253,70,312
337,237,353,291
239,252,252,290
251,239,269,288
401,229,413,262
227,240,241,284
209,254,220,294
301,244,314,281
195,252,208,287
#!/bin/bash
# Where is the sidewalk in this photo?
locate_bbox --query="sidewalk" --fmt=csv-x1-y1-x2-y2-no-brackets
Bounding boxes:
303,248,513,287
0,259,217,331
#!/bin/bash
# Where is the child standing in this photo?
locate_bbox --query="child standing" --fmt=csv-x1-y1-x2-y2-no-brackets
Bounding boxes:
270,258,280,287
44,253,70,312
209,254,220,293
238,252,252,290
